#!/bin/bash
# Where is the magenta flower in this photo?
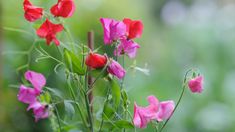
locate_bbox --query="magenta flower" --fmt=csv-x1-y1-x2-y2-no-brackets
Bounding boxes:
133,95,175,129
188,75,204,93
114,39,140,58
18,70,49,122
107,60,126,79
27,101,49,122
24,70,46,94
100,18,126,45
18,85,38,104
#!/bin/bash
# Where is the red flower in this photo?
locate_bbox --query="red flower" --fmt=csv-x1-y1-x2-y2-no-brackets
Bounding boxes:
50,0,76,18
23,0,43,22
85,52,107,69
123,18,143,39
36,19,64,46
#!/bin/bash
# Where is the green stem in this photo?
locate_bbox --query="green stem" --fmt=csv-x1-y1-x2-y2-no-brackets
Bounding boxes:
53,104,62,132
99,84,111,132
159,69,192,132
84,69,93,132
64,28,75,52
86,63,109,95
67,76,88,129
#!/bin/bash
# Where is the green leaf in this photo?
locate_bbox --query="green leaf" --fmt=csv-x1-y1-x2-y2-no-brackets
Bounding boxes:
45,87,63,98
64,48,86,75
121,90,129,108
114,120,134,129
64,100,75,119
110,80,121,109
102,101,115,120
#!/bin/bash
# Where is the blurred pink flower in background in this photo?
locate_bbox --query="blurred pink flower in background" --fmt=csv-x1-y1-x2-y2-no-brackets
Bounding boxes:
188,75,204,93
133,95,175,128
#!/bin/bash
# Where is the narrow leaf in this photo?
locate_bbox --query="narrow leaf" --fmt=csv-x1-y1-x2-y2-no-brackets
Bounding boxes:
64,49,86,75
110,80,121,109
64,100,75,119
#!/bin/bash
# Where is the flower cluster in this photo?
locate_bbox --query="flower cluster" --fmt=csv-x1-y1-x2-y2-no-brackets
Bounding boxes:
18,71,49,122
85,18,143,79
23,0,75,46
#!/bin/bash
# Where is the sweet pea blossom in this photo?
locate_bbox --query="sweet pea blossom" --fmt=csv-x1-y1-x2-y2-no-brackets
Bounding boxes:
24,70,46,94
100,18,126,45
114,39,140,58
155,101,175,122
85,52,107,69
23,0,43,22
18,85,38,104
133,95,175,128
27,101,49,122
188,75,204,93
107,59,126,79
18,70,46,103
123,18,143,40
50,0,75,18
18,70,49,122
36,19,64,46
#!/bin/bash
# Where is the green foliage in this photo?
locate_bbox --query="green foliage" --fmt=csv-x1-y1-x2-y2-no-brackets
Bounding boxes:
64,48,86,75
64,100,75,119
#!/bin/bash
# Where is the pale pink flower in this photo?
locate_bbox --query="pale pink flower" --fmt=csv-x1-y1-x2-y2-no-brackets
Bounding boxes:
114,39,140,58
100,18,126,45
188,75,204,93
107,60,126,79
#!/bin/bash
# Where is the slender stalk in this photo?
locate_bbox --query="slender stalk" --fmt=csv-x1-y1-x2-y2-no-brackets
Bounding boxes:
159,69,192,132
64,27,75,52
67,76,88,128
84,69,93,132
53,104,62,132
86,63,108,95
99,86,111,132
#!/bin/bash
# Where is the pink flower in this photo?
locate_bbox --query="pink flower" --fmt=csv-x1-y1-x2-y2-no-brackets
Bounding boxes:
133,96,159,128
133,95,175,129
24,70,46,94
36,19,64,46
188,75,204,93
23,0,43,22
100,18,126,45
50,0,75,18
123,18,143,39
27,101,49,122
18,85,38,104
107,60,126,79
155,101,175,122
114,39,140,58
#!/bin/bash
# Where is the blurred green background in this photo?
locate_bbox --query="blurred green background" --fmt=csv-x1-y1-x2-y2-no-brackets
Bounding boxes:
1,0,235,131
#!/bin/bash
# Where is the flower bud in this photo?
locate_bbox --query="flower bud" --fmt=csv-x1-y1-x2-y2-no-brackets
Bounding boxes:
188,75,204,93
107,60,126,79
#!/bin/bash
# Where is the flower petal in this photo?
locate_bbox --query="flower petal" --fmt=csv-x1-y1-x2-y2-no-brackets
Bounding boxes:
25,70,46,94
